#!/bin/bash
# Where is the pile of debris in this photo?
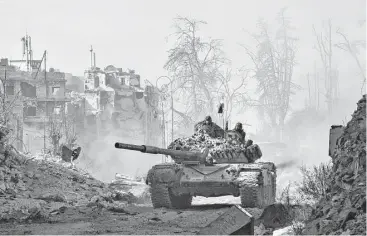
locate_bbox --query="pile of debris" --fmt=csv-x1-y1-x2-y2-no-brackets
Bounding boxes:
304,95,366,235
0,127,138,223
109,173,151,204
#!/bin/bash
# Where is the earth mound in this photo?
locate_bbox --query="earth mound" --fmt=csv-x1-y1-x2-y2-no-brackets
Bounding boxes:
0,127,139,223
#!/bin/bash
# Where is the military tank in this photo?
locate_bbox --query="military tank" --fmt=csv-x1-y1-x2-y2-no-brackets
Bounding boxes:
115,117,276,209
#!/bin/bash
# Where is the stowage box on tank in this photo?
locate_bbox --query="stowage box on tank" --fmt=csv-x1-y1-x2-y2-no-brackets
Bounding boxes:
115,118,277,209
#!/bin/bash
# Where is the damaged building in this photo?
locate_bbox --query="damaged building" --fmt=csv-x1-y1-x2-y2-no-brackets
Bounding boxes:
67,63,162,146
0,58,70,153
0,37,163,155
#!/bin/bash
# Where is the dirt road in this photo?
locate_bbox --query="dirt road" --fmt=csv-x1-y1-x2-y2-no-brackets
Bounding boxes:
0,197,263,235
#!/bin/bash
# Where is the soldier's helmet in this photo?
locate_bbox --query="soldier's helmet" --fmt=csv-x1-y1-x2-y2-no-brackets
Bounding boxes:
204,116,212,124
234,122,243,131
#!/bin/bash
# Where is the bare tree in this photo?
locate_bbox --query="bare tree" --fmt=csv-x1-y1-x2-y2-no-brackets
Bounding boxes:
48,114,63,155
313,19,340,115
164,16,229,126
63,114,78,148
215,68,252,127
335,27,366,93
0,74,22,126
242,8,299,141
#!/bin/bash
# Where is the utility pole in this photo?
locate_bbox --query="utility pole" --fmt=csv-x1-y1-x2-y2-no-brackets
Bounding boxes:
156,76,174,143
43,50,47,153
25,34,29,71
93,52,96,68
161,93,166,162
90,46,93,68
3,64,7,125
170,81,173,143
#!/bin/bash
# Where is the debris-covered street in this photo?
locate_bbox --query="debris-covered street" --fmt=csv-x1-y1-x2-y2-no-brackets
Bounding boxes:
0,138,263,235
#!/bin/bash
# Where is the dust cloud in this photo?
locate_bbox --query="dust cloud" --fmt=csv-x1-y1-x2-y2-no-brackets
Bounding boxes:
77,134,163,183
267,92,364,191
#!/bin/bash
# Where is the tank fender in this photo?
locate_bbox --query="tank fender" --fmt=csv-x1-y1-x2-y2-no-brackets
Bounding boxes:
146,164,183,186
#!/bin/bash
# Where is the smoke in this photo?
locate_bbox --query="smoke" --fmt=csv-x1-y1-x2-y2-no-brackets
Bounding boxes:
66,76,84,93
76,134,162,183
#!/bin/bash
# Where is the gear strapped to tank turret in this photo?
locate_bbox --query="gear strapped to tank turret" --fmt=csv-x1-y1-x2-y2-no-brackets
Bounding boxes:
115,115,277,209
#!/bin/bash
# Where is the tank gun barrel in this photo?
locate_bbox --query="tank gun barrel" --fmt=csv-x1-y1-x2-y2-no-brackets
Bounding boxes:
114,142,209,163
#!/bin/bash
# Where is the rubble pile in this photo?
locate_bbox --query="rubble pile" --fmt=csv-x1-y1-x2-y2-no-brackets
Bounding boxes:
109,174,151,204
0,127,136,223
304,95,366,235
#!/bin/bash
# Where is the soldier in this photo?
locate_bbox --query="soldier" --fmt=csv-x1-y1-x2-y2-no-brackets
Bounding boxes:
204,116,213,126
234,122,246,144
194,115,224,138
195,116,213,132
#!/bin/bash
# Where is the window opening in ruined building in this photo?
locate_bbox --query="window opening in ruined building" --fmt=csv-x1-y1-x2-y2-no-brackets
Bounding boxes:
21,82,36,98
5,85,15,95
135,92,144,99
120,77,125,85
52,87,60,96
24,106,37,116
94,76,100,88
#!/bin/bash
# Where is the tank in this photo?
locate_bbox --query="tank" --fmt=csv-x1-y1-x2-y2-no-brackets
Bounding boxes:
115,119,277,209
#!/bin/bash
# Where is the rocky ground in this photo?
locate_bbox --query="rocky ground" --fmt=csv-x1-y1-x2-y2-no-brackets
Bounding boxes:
304,95,367,235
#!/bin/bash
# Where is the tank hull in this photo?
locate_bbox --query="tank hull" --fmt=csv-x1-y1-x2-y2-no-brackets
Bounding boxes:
146,162,276,209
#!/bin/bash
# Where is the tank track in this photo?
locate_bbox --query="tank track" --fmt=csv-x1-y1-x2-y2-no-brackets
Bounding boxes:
240,184,275,208
150,183,192,209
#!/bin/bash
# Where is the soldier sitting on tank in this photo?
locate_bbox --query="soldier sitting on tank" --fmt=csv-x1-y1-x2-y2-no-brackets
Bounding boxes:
234,122,246,143
194,116,224,138
225,122,253,147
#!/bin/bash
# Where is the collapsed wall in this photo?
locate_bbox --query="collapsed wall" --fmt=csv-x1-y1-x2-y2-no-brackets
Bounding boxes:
304,95,366,235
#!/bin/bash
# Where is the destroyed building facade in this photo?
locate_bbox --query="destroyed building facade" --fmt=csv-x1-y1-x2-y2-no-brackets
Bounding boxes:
0,58,70,153
0,36,163,155
80,63,162,145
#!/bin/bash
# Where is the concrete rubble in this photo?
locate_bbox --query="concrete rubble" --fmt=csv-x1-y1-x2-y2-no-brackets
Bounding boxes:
304,95,366,235
199,205,254,235
0,127,147,223
109,173,151,204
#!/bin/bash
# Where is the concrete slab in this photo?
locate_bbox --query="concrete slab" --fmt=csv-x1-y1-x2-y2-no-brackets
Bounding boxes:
199,205,254,235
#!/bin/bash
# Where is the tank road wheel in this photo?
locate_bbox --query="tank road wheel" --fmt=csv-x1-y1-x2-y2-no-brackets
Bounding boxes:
240,185,264,208
150,184,192,209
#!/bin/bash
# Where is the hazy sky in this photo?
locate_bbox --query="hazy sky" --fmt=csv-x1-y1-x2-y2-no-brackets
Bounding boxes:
0,0,365,129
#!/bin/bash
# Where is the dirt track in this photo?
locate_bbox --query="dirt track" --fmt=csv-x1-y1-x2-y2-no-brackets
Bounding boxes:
0,197,263,235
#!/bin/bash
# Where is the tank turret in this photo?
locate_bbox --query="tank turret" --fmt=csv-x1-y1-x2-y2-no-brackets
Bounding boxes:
114,142,209,164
